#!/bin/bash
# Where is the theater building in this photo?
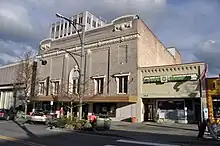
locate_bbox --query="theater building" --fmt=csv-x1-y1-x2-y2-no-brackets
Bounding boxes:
36,11,181,121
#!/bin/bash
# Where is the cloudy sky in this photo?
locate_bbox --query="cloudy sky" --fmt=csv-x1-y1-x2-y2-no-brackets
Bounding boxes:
0,0,219,76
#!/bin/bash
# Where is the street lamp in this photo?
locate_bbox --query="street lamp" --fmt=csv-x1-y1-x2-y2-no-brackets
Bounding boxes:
55,13,85,120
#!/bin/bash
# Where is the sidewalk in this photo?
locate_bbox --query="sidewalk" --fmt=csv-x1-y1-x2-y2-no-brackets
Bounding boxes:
111,121,198,131
110,121,199,136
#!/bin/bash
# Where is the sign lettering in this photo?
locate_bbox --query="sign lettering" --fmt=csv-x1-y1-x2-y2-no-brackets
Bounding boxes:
143,74,198,83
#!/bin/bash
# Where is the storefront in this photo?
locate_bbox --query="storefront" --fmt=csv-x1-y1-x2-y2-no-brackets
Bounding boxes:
138,62,207,123
206,77,220,123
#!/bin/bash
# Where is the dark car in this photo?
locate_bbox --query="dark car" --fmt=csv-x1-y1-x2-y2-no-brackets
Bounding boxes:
0,108,16,120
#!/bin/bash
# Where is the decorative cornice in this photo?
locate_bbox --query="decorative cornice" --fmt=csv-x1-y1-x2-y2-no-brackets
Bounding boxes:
37,33,140,59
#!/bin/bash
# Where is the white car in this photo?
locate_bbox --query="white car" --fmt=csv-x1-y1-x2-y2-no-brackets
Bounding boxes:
29,112,48,123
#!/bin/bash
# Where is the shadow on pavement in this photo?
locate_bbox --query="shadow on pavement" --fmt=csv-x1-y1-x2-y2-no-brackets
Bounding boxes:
12,120,38,139
0,128,220,146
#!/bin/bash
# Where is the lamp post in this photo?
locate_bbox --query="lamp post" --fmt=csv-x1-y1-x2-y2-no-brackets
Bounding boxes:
55,13,85,120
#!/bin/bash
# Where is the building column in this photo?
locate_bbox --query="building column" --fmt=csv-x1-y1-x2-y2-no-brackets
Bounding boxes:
88,103,93,116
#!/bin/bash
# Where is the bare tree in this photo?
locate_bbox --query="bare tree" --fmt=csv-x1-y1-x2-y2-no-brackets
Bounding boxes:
15,51,37,119
57,78,94,120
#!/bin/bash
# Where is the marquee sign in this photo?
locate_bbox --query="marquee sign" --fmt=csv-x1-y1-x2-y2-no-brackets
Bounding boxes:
143,73,198,84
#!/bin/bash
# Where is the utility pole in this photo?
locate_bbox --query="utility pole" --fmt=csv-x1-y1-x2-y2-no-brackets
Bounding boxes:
79,24,85,120
55,13,86,120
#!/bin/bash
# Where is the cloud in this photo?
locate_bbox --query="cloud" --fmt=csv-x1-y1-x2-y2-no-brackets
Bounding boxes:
194,40,220,75
0,1,34,42
0,39,36,65
0,0,220,76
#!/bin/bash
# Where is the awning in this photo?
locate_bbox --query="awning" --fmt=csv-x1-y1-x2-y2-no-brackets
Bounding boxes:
33,95,137,103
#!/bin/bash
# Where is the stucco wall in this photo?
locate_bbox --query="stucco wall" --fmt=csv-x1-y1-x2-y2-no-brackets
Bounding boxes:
136,20,176,67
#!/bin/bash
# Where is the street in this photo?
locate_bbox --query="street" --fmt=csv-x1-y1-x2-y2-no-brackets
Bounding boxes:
0,120,219,146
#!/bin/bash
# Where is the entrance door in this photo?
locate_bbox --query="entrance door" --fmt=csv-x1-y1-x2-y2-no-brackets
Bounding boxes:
144,104,154,121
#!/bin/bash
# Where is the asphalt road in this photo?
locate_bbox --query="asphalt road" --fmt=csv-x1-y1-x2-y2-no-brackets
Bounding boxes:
0,120,219,146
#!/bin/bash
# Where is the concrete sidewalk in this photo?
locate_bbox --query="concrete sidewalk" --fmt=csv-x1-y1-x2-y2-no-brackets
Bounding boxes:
110,121,199,136
111,121,198,130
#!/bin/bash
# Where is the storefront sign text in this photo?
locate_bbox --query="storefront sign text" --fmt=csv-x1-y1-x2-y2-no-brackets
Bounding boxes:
143,74,198,83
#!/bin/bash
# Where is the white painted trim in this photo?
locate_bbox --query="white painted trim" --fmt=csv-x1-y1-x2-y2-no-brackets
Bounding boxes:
114,72,131,77
37,34,140,59
92,76,106,94
50,79,61,95
115,73,130,94
111,15,138,23
91,75,106,79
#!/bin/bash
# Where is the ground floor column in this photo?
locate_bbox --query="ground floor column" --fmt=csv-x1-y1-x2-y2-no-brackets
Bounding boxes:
136,97,144,123
88,103,93,116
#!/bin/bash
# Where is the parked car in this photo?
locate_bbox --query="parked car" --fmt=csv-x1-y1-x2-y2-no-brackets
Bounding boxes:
28,111,56,125
0,108,16,120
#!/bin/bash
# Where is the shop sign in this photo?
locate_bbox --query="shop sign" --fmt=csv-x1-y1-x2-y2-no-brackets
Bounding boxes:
143,73,198,83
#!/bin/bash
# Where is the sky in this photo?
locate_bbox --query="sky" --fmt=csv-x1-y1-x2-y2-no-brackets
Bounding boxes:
0,0,220,76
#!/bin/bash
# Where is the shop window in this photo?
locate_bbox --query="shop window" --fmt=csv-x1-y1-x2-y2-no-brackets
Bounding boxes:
212,96,220,118
94,77,104,94
93,103,116,117
116,75,128,94
185,99,193,110
158,100,184,110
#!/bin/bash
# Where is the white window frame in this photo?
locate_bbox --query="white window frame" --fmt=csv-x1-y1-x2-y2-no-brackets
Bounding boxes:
115,73,130,94
92,75,106,95
38,80,46,95
51,79,61,95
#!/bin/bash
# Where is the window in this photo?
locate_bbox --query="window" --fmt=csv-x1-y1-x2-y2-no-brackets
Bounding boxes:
39,82,45,95
72,79,78,94
212,96,220,118
116,75,128,94
98,23,101,27
56,25,60,31
51,26,55,33
87,17,91,24
118,45,128,64
94,77,104,94
73,19,77,25
51,81,60,95
92,20,96,27
79,17,83,24
64,22,67,29
61,23,64,30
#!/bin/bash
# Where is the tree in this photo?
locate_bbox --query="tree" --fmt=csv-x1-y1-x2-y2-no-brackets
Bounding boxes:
58,78,94,121
15,51,37,119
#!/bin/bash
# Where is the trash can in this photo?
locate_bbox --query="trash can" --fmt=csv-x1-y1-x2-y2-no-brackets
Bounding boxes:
95,115,111,130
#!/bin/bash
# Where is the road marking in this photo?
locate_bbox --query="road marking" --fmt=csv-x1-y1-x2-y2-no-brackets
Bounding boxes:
117,139,180,146
0,135,47,146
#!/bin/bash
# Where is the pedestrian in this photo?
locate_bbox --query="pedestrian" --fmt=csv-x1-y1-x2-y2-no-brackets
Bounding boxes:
197,119,208,139
88,113,97,131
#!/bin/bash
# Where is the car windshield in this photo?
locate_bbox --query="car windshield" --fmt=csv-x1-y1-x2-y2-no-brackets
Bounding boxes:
32,112,44,116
